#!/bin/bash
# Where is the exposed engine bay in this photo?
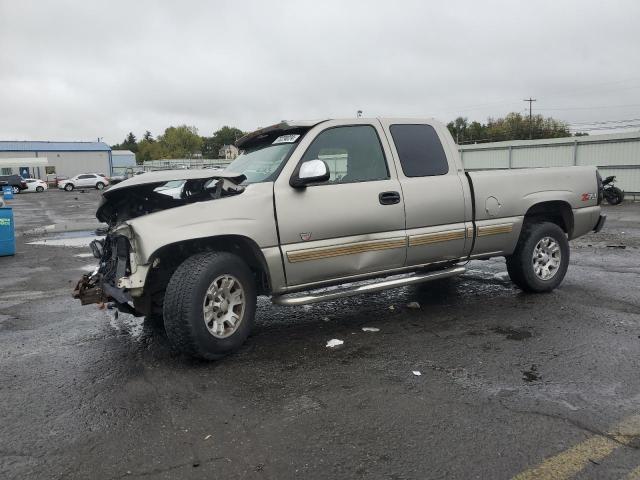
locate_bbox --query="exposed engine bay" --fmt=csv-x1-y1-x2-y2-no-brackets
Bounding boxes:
74,170,247,310
96,174,246,226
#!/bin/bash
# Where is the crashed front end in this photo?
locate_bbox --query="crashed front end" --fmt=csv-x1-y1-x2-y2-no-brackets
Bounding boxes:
73,223,146,314
72,170,246,314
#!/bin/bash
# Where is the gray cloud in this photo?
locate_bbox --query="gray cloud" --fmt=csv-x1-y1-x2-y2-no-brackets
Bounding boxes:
1,0,639,143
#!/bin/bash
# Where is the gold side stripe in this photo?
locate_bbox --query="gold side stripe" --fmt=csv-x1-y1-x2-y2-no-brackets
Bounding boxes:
408,229,465,247
287,223,514,263
477,224,513,237
466,226,475,238
287,238,406,263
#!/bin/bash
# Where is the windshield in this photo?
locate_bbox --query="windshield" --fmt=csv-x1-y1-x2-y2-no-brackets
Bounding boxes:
226,143,297,183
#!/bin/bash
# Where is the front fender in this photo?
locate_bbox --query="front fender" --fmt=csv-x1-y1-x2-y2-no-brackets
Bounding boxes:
127,182,278,264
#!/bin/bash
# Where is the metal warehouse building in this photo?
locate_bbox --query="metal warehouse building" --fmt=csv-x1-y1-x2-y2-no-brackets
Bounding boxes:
459,131,640,194
0,141,111,180
111,150,137,175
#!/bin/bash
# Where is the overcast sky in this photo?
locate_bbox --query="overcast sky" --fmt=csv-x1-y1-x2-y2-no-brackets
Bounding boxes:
1,0,639,144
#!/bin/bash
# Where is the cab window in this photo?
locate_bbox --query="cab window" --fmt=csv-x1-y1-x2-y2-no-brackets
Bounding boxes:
300,125,389,184
390,124,449,177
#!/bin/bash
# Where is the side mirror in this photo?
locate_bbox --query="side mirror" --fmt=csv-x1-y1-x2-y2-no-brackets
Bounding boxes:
291,159,330,188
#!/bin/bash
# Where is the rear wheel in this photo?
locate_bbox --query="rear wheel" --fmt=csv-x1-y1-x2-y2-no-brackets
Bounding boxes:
163,251,256,360
64,183,74,191
11,186,19,194
506,222,569,292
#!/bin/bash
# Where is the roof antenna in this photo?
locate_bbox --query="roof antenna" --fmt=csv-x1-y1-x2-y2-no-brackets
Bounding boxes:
357,110,363,118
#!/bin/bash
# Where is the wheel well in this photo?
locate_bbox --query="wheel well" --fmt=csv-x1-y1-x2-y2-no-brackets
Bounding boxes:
139,235,271,315
524,201,574,237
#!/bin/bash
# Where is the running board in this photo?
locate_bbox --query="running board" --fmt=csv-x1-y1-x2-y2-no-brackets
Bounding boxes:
272,266,466,306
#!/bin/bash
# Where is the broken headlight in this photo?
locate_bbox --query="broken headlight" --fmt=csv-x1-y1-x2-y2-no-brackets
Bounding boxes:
90,239,105,259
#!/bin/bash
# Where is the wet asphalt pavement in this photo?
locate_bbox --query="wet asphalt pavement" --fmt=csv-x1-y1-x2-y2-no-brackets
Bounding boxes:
1,190,639,479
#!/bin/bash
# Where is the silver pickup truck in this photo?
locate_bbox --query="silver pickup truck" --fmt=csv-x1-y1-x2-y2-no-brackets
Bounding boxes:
74,118,606,359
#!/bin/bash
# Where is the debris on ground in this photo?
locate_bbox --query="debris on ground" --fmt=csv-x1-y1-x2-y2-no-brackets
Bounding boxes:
204,434,211,440
522,364,541,382
326,339,344,348
407,301,421,309
362,327,380,332
388,305,395,311
412,371,422,376
322,317,330,322
606,244,626,249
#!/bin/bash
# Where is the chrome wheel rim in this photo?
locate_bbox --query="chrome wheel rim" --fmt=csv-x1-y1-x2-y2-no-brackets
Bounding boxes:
202,274,245,338
532,236,561,280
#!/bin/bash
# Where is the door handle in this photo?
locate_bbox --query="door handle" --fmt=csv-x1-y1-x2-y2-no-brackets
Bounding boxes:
379,191,401,205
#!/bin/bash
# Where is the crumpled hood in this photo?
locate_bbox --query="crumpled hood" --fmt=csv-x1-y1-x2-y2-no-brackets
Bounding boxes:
103,169,246,198
96,169,246,224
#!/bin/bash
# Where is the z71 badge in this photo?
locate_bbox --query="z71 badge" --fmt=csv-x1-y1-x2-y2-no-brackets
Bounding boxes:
581,193,596,201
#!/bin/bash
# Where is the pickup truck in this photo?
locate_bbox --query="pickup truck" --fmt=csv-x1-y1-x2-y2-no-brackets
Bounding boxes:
73,118,606,359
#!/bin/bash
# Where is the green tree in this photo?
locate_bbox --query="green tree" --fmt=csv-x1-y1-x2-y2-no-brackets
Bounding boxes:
143,130,154,142
157,125,202,158
112,132,138,153
136,139,164,164
449,112,573,144
202,126,245,158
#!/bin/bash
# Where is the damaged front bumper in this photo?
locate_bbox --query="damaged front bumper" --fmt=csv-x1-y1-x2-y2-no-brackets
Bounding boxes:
72,231,148,316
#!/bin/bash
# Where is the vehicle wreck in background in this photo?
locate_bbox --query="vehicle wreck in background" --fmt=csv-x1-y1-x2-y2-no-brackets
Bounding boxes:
74,118,606,360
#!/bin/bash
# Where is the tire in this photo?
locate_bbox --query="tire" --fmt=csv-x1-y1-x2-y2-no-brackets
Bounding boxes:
11,186,19,194
64,183,74,191
96,182,105,190
163,251,256,360
506,222,569,293
606,187,624,205
36,186,44,192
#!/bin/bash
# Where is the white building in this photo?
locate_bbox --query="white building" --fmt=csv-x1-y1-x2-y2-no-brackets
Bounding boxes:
459,131,640,194
218,144,239,160
0,141,112,179
111,150,137,175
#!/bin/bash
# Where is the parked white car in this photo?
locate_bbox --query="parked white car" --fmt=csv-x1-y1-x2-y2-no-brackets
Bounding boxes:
58,173,109,191
24,178,48,193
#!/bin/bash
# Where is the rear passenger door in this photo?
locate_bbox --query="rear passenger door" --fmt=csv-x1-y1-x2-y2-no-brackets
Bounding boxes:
381,120,470,266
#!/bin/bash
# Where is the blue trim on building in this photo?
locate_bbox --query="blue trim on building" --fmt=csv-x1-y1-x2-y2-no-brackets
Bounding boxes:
0,141,111,152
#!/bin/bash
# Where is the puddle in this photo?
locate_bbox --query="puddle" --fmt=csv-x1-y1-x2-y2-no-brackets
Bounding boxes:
27,230,99,248
491,326,532,340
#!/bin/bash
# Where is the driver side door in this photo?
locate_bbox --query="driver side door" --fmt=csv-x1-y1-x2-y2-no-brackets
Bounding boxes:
273,122,407,288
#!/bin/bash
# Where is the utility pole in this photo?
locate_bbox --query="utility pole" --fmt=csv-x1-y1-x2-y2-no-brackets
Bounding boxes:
523,98,536,139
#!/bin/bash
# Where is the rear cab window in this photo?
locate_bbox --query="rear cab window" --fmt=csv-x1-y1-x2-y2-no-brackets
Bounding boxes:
389,124,449,177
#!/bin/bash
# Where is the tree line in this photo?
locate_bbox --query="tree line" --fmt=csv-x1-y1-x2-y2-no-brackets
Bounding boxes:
446,112,587,145
111,125,245,164
112,112,586,163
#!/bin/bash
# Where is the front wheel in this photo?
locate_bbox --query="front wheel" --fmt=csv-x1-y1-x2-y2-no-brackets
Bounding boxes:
605,187,624,205
506,222,569,293
64,183,74,191
11,186,19,194
36,186,44,192
163,251,256,360
96,182,105,190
